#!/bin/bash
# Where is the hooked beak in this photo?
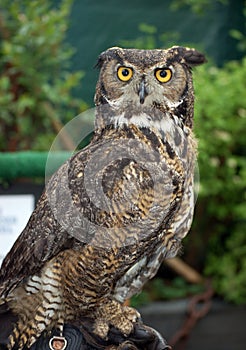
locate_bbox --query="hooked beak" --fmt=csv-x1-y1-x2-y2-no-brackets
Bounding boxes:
138,79,148,104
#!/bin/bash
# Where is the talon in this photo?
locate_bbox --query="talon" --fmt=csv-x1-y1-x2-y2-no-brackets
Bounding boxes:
123,306,141,323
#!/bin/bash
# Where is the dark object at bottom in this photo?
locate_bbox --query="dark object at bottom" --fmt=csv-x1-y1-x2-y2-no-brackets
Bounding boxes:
0,309,171,350
31,323,170,350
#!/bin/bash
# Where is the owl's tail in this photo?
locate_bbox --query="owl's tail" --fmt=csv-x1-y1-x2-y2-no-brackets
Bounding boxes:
0,301,17,349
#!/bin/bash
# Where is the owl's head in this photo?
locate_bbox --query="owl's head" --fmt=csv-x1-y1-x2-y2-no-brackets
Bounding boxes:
94,46,206,132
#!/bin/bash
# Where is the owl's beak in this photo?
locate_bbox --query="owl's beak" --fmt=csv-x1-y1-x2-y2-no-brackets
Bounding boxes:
138,79,148,104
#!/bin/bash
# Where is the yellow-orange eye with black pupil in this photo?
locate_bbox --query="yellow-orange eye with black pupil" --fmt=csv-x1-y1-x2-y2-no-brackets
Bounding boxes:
155,68,172,83
117,67,133,81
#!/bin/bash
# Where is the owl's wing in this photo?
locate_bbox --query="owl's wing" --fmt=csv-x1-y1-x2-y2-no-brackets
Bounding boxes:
0,133,115,299
0,160,77,299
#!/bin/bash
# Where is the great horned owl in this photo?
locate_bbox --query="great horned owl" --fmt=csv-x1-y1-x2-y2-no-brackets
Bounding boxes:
0,46,206,349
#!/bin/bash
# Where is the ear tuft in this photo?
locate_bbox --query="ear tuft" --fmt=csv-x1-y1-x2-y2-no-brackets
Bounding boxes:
95,52,106,69
181,47,207,67
95,47,123,69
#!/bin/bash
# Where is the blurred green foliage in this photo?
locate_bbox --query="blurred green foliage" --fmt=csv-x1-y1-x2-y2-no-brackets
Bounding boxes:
193,60,246,304
0,0,87,151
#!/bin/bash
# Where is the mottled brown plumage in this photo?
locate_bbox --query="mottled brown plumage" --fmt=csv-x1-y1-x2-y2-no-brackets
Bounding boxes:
0,46,206,349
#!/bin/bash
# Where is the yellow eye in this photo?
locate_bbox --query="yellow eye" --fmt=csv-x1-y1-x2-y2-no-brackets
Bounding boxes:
117,66,133,81
155,68,172,83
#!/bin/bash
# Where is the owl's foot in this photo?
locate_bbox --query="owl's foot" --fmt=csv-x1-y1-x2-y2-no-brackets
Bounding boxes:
77,317,171,350
93,299,140,339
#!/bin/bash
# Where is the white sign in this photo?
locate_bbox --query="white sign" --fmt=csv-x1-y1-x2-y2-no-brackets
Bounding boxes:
0,194,35,266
